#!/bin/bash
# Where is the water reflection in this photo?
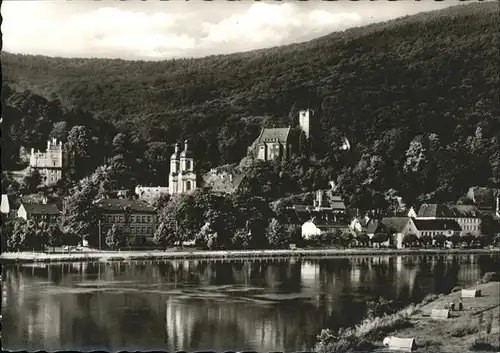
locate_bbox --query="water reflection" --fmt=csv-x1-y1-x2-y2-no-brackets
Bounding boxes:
2,254,499,352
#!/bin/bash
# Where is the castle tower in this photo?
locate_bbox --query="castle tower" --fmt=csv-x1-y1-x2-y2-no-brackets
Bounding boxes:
168,143,181,195
299,109,313,139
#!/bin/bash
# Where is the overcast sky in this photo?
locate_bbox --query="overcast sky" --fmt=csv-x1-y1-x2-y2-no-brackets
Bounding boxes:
1,1,474,61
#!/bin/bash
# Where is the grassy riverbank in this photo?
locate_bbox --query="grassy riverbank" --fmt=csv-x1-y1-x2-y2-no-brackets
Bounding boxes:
1,248,499,264
315,275,500,353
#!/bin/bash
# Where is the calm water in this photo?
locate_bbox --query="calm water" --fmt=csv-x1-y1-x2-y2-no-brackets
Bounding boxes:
2,254,499,352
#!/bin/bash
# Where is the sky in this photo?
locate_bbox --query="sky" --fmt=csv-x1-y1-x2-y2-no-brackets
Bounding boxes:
1,0,476,61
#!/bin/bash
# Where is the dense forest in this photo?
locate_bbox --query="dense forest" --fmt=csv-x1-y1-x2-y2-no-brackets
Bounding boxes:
2,2,499,211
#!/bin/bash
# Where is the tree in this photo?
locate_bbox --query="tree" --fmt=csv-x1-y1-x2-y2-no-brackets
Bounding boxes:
105,224,123,250
45,223,63,252
462,232,475,248
231,228,252,249
433,233,447,248
450,233,462,248
265,218,289,249
153,222,176,251
340,231,354,248
67,125,94,179
372,232,389,247
403,233,419,248
420,233,432,248
356,232,370,247
22,169,42,193
49,121,69,142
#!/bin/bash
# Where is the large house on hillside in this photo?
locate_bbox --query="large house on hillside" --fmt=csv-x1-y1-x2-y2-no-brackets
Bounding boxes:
29,138,72,186
417,204,481,236
202,169,250,195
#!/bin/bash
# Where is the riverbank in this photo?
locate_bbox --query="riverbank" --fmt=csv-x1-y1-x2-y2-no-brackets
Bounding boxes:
315,277,500,353
1,247,499,264
377,279,500,352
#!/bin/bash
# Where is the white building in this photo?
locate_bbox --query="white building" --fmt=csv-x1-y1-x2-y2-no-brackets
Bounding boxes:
29,138,69,186
168,140,197,195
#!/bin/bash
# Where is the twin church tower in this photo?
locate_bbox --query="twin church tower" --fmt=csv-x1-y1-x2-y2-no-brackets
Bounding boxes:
168,140,197,195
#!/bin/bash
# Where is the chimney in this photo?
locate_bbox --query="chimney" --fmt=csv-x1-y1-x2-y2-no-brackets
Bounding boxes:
47,140,51,150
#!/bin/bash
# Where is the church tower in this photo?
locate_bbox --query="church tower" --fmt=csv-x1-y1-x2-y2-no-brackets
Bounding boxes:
168,143,181,195
169,140,197,195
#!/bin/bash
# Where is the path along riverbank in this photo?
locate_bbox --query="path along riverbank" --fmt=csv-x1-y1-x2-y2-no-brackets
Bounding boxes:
375,279,500,353
1,248,499,264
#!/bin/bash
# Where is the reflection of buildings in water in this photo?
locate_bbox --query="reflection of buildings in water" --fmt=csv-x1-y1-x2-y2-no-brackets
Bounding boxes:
394,256,417,295
350,267,361,286
300,262,319,289
164,297,286,351
38,295,61,346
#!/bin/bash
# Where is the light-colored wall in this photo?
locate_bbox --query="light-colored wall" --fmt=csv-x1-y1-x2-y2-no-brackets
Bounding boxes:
302,221,321,240
17,205,27,220
101,212,157,243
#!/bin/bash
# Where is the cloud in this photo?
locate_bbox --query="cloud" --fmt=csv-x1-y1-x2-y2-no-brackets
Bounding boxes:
0,1,456,60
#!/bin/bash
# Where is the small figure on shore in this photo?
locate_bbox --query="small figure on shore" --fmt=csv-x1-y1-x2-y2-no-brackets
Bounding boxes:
458,299,463,311
449,301,455,311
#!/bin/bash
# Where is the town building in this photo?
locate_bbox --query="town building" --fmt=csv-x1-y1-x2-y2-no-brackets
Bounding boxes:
1,194,19,218
416,204,482,236
95,198,157,246
379,217,418,249
135,186,169,202
412,219,462,239
301,218,350,240
202,169,250,195
29,138,70,186
169,140,197,195
17,199,61,223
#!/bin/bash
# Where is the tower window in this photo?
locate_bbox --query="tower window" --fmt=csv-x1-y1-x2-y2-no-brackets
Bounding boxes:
186,160,191,170
186,181,191,191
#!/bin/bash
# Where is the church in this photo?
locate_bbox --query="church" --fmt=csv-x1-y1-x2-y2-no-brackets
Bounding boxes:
250,109,313,161
168,140,197,195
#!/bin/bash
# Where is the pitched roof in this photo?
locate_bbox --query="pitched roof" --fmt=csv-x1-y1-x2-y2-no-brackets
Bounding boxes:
417,204,481,218
413,219,462,231
21,203,61,215
256,127,291,143
329,194,347,210
365,219,380,234
381,217,411,233
308,218,349,230
95,199,156,213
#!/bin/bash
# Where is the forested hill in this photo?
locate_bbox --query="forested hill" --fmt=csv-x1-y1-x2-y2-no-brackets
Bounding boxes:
2,2,499,209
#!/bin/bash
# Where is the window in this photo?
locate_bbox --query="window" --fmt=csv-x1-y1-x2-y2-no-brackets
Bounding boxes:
142,226,146,234
186,160,191,170
147,227,151,234
186,180,191,191
120,216,124,223
147,216,152,223
142,216,146,223
113,216,118,222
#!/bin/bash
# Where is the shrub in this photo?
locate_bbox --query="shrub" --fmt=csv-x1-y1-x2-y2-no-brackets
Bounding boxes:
447,320,480,337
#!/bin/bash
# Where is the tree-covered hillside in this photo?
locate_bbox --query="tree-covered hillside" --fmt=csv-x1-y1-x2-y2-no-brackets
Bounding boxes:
2,2,499,210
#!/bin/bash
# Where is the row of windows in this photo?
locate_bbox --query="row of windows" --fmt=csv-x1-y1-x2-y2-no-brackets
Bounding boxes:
459,218,479,224
463,225,478,232
130,226,152,234
104,215,153,223
420,231,447,237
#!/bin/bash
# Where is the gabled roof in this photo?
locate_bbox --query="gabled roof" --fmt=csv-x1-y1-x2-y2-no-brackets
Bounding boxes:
95,199,156,213
413,219,462,231
381,217,411,233
202,173,247,194
21,203,61,215
417,204,481,218
307,218,349,230
365,219,380,234
256,127,291,143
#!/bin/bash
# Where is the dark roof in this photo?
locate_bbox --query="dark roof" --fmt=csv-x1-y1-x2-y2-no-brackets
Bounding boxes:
21,203,61,215
413,219,462,231
310,219,349,230
329,194,347,210
381,217,411,233
417,204,481,218
95,199,156,213
256,127,291,143
365,219,380,234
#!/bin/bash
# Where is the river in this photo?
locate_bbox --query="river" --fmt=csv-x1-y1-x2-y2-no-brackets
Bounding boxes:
2,254,499,352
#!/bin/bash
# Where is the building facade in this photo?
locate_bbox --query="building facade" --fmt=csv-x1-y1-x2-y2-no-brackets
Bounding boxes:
169,141,197,195
416,204,481,236
95,199,157,246
29,138,69,186
17,202,61,223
